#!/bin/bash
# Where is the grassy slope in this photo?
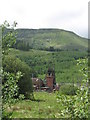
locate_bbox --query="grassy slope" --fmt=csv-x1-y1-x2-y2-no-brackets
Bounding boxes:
16,29,88,50
9,48,87,83
5,92,69,118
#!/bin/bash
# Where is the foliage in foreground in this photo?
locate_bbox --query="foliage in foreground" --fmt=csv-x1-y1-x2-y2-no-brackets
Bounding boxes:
1,21,33,119
57,58,88,119
2,21,33,98
3,55,33,97
2,71,22,104
2,71,22,119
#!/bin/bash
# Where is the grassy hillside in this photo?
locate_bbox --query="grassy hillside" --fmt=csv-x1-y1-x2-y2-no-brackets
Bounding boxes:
7,28,88,83
16,29,88,51
9,48,87,83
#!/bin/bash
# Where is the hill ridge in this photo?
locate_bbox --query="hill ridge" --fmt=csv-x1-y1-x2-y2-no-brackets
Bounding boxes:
12,28,88,51
16,28,87,39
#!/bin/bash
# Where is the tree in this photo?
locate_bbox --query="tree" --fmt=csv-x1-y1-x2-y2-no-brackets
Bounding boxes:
1,21,33,119
2,20,17,55
3,55,33,97
2,21,33,97
57,58,88,119
13,40,30,51
49,46,55,51
1,21,21,119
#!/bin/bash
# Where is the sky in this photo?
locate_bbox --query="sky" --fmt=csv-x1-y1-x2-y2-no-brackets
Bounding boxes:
0,0,89,38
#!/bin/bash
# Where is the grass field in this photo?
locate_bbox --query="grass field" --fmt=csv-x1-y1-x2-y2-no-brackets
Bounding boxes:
4,91,70,118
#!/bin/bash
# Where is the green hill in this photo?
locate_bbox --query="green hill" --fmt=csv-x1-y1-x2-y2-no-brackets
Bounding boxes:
15,28,88,51
7,28,88,83
9,48,87,83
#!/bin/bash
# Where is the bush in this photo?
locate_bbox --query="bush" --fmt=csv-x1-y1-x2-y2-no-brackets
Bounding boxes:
3,55,33,98
59,84,78,95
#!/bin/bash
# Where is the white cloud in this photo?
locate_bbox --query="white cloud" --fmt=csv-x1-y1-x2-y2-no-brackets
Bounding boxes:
0,0,89,37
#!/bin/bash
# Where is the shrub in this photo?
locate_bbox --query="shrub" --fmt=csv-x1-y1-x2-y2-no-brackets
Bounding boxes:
59,84,78,95
3,55,33,98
